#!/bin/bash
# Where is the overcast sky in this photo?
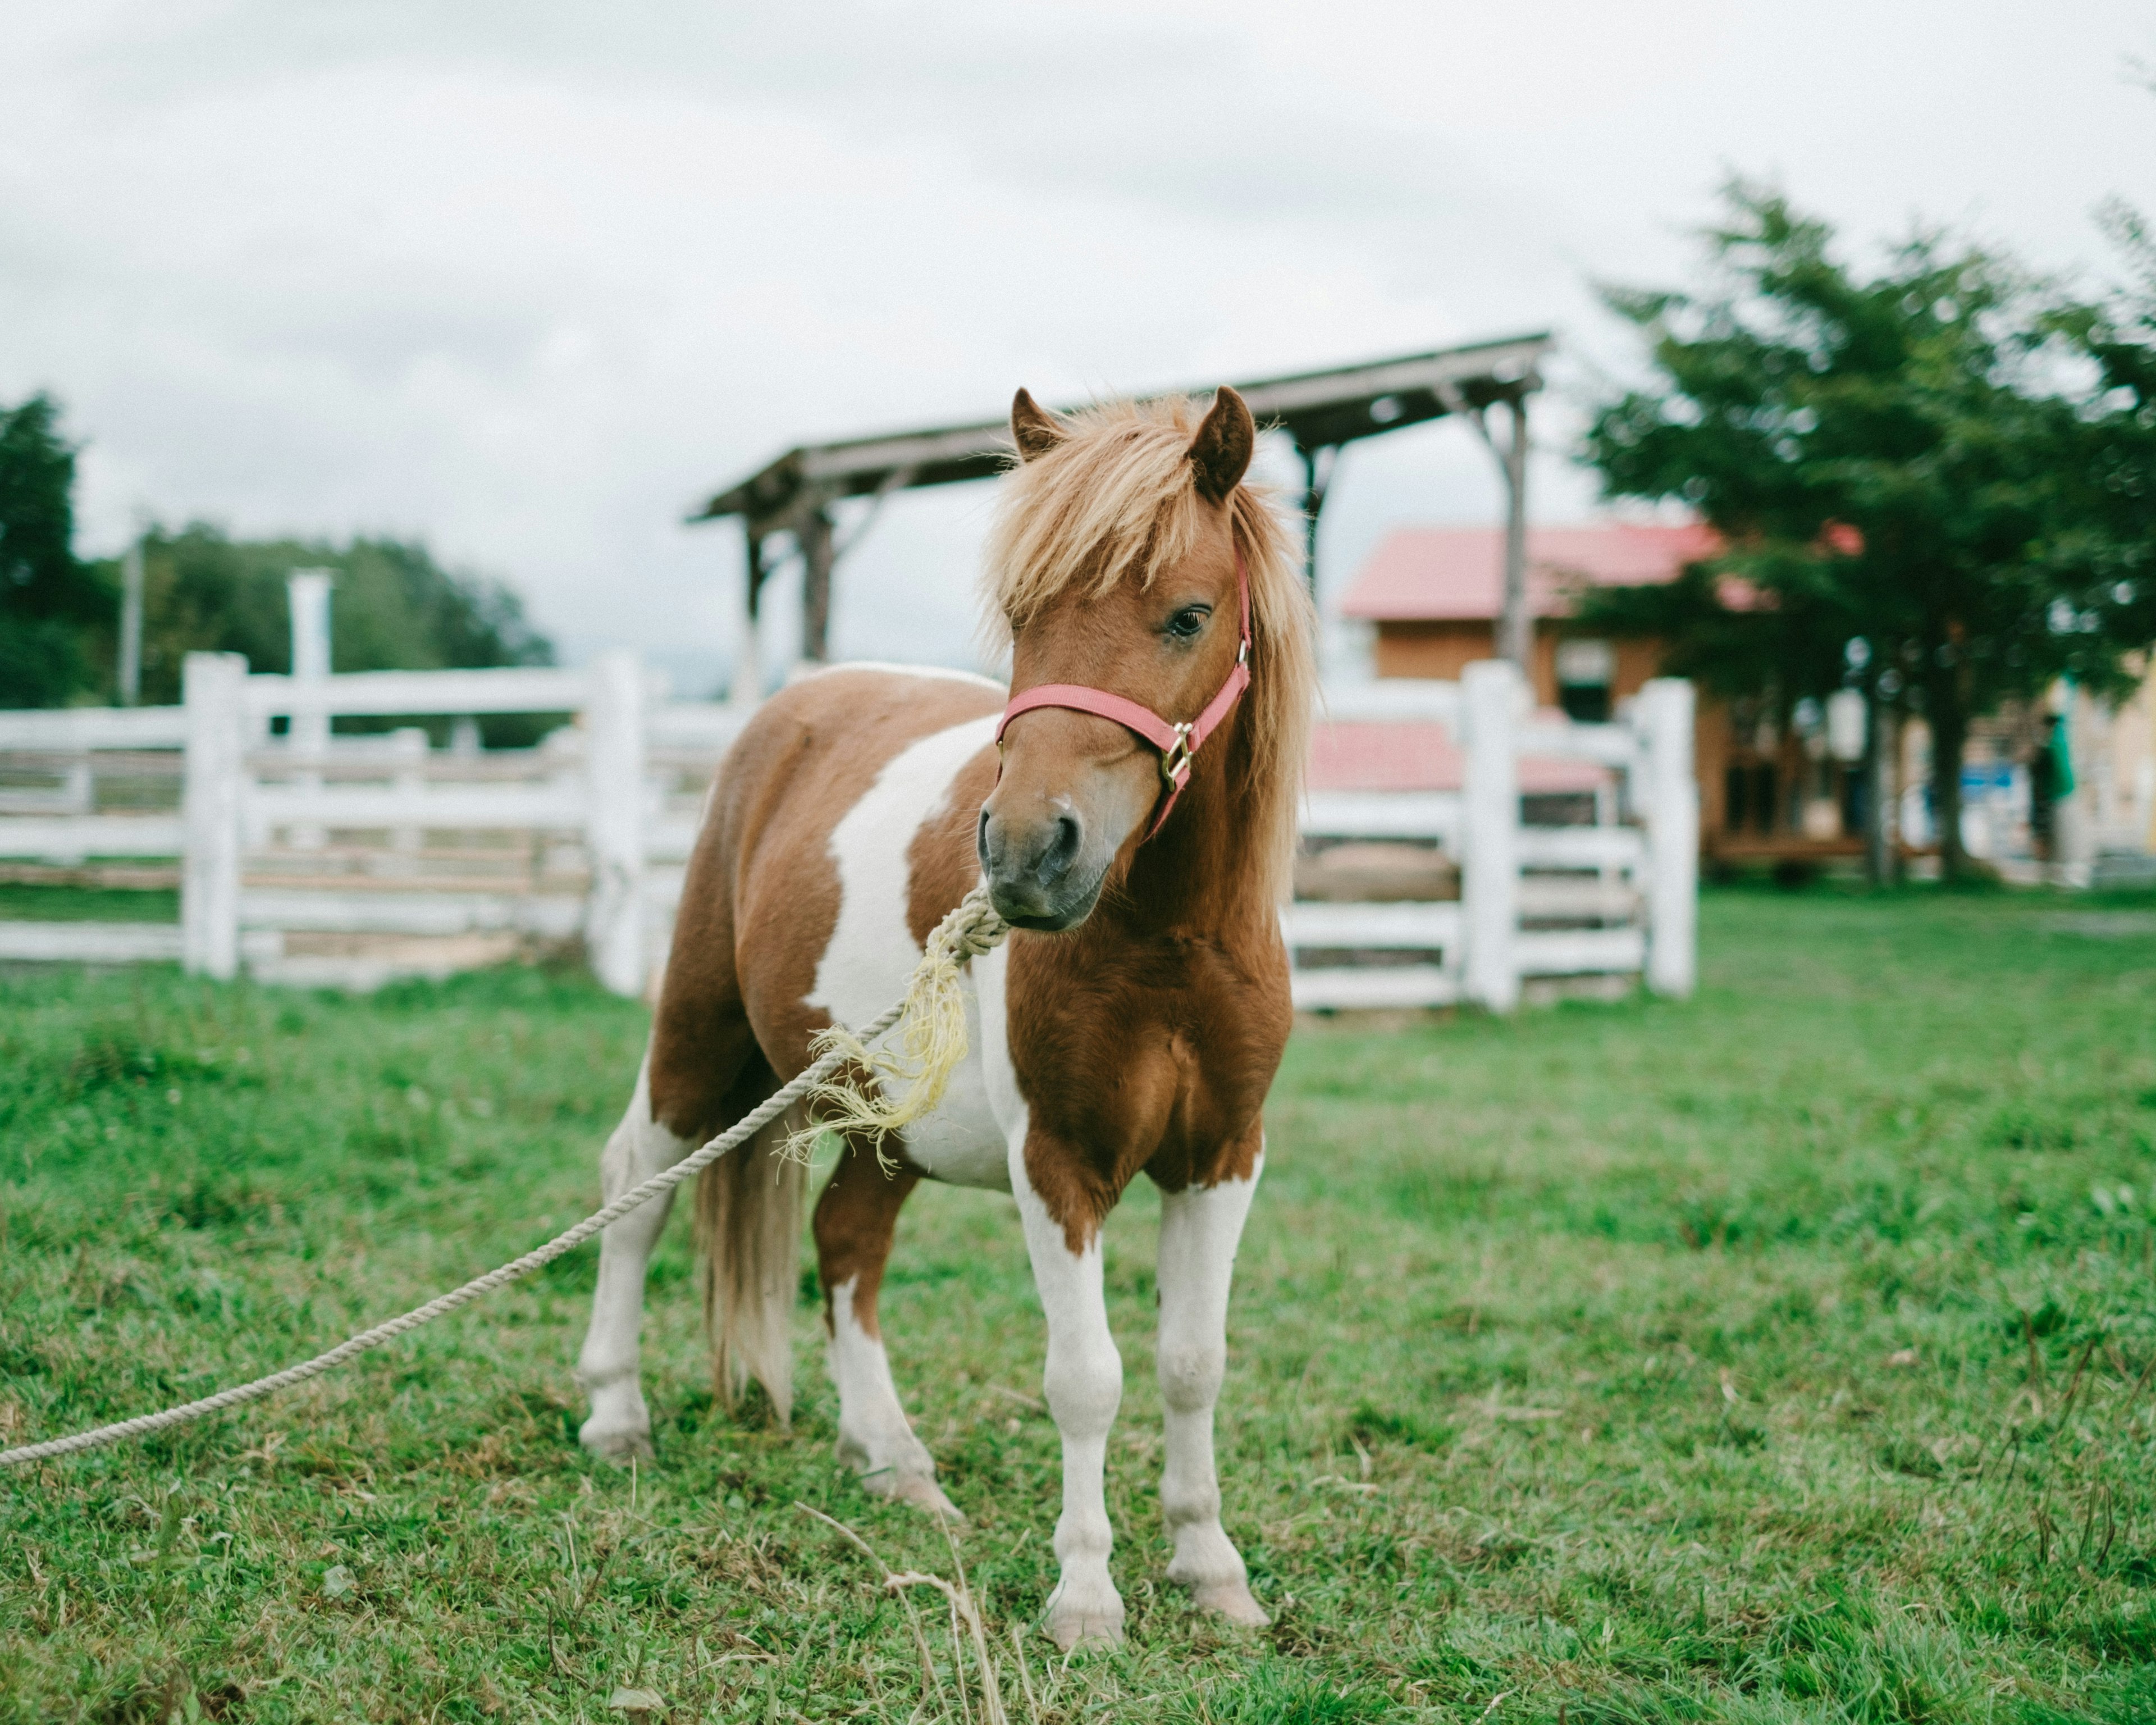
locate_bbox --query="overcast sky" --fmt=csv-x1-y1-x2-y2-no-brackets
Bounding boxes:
7,1,2153,693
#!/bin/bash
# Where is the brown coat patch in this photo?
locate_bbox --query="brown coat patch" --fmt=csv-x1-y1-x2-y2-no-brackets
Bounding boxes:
648,668,1001,1137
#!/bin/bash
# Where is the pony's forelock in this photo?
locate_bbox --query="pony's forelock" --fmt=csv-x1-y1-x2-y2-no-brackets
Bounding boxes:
979,395,1318,896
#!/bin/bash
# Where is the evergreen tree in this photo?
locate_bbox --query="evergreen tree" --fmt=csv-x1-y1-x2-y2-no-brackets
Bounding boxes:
1581,185,2155,877
0,394,108,707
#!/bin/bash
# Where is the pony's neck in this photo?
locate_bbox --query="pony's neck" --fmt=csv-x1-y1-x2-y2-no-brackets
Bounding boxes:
1107,711,1276,935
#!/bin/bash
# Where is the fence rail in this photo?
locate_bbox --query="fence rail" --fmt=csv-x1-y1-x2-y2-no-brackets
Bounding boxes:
0,651,1695,1009
1289,660,1693,1011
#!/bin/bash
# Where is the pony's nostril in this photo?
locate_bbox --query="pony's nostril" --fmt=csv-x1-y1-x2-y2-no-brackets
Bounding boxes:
977,807,992,869
1039,813,1082,883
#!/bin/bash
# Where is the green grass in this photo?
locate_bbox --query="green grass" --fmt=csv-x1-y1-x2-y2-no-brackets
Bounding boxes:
0,882,178,923
4,888,2156,1721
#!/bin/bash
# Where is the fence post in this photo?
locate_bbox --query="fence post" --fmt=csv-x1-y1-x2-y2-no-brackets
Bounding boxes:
585,649,646,997
1638,677,1698,998
181,652,248,980
286,569,334,850
389,726,427,861
1462,659,1520,1012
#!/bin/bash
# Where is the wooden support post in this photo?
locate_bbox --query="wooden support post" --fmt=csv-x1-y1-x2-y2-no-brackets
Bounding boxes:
733,528,766,710
1298,444,1337,598
1496,395,1531,674
798,504,835,667
1438,381,1533,674
584,649,646,998
1637,677,1698,999
1462,658,1520,1013
181,651,248,981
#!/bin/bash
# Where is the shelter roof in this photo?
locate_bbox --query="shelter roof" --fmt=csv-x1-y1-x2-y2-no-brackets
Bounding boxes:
1338,521,1719,623
692,333,1552,530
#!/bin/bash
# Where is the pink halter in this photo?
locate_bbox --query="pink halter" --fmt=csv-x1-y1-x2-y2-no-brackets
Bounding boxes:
995,553,1253,841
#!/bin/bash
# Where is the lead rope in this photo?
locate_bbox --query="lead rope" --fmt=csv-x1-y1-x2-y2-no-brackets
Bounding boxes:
0,887,1012,1471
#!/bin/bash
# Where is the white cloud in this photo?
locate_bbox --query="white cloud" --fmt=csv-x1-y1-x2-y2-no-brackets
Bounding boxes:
3,0,2150,693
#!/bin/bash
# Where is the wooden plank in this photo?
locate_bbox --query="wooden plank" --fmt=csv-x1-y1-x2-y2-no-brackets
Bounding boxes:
248,783,587,830
1302,790,1461,841
0,707,188,749
1282,901,1462,948
245,667,591,719
1318,680,1463,725
1515,826,1646,869
1514,927,1646,975
1291,965,1460,1011
647,704,750,750
0,921,183,962
1517,878,1642,921
0,815,187,857
1519,719,1641,769
239,888,585,938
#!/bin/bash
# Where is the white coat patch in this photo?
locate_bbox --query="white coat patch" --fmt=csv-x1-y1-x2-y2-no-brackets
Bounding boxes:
807,711,1011,1189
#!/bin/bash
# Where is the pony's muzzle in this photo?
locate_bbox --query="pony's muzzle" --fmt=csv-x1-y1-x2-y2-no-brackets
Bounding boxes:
978,802,1095,930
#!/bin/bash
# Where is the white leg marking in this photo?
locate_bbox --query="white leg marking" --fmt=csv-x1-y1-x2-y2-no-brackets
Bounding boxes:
1012,1159,1126,1650
1157,1149,1268,1626
981,891,1124,1644
575,1058,694,1462
826,1275,962,1518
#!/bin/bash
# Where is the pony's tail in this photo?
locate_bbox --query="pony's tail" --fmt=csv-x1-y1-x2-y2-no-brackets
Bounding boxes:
694,1096,806,1426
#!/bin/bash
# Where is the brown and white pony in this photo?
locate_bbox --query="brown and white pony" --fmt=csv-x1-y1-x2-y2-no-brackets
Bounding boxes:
574,386,1316,1649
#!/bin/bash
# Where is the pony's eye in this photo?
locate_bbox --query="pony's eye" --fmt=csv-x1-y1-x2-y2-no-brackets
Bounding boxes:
1166,606,1209,640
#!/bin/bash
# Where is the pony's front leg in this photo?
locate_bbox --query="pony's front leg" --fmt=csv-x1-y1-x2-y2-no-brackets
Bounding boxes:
575,1060,695,1462
1015,1142,1127,1651
1155,1144,1268,1627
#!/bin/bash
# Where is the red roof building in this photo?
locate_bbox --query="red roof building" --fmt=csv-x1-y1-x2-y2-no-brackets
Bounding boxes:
1336,523,1717,706
1318,519,1867,861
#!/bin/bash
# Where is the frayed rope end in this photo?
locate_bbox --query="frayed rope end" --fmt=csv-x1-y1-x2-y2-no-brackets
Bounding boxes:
781,886,1011,1166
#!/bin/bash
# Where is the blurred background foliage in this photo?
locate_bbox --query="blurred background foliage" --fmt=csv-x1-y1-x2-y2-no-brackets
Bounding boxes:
0,391,554,718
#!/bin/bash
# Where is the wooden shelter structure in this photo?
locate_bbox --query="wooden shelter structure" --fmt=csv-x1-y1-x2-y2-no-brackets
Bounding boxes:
690,332,1551,698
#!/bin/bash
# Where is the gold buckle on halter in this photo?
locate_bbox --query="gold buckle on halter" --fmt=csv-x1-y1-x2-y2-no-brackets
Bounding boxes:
1159,723,1195,786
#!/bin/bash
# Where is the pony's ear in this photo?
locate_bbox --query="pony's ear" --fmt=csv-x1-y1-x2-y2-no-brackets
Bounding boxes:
1187,386,1255,503
1010,388,1068,463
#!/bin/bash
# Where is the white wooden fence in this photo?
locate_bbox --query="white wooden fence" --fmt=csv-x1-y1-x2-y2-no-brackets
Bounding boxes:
0,651,743,995
0,652,1694,1009
1287,660,1696,1010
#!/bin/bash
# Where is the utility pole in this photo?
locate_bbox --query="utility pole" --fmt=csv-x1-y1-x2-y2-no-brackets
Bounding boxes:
117,521,146,705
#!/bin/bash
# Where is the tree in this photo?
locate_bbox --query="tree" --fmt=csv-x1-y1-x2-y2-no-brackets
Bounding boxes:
95,526,556,742
113,526,554,703
1580,185,2155,878
0,394,110,707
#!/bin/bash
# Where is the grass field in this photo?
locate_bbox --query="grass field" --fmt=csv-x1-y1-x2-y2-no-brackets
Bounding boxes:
3,887,2155,1722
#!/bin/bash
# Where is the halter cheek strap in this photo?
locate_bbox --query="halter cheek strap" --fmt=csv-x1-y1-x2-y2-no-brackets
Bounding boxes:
995,553,1253,841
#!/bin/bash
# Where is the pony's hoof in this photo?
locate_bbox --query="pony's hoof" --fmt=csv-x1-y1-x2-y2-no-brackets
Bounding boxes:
578,1416,655,1465
1044,1580,1126,1651
866,1468,966,1521
1189,1578,1269,1628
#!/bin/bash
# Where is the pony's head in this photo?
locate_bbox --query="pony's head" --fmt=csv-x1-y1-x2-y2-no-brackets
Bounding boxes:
977,386,1315,930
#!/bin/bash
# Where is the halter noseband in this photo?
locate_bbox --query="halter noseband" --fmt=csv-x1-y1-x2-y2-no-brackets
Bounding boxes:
994,552,1253,841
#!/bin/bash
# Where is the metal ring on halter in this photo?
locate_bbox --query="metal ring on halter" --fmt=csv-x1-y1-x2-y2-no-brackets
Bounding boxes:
1158,723,1195,787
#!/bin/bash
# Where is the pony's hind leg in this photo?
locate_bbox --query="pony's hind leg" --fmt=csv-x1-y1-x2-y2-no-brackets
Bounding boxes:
1155,1147,1268,1627
813,1137,962,1517
575,1057,698,1462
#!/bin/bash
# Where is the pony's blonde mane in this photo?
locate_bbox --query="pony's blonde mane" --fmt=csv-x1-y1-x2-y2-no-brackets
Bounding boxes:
981,395,1317,897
